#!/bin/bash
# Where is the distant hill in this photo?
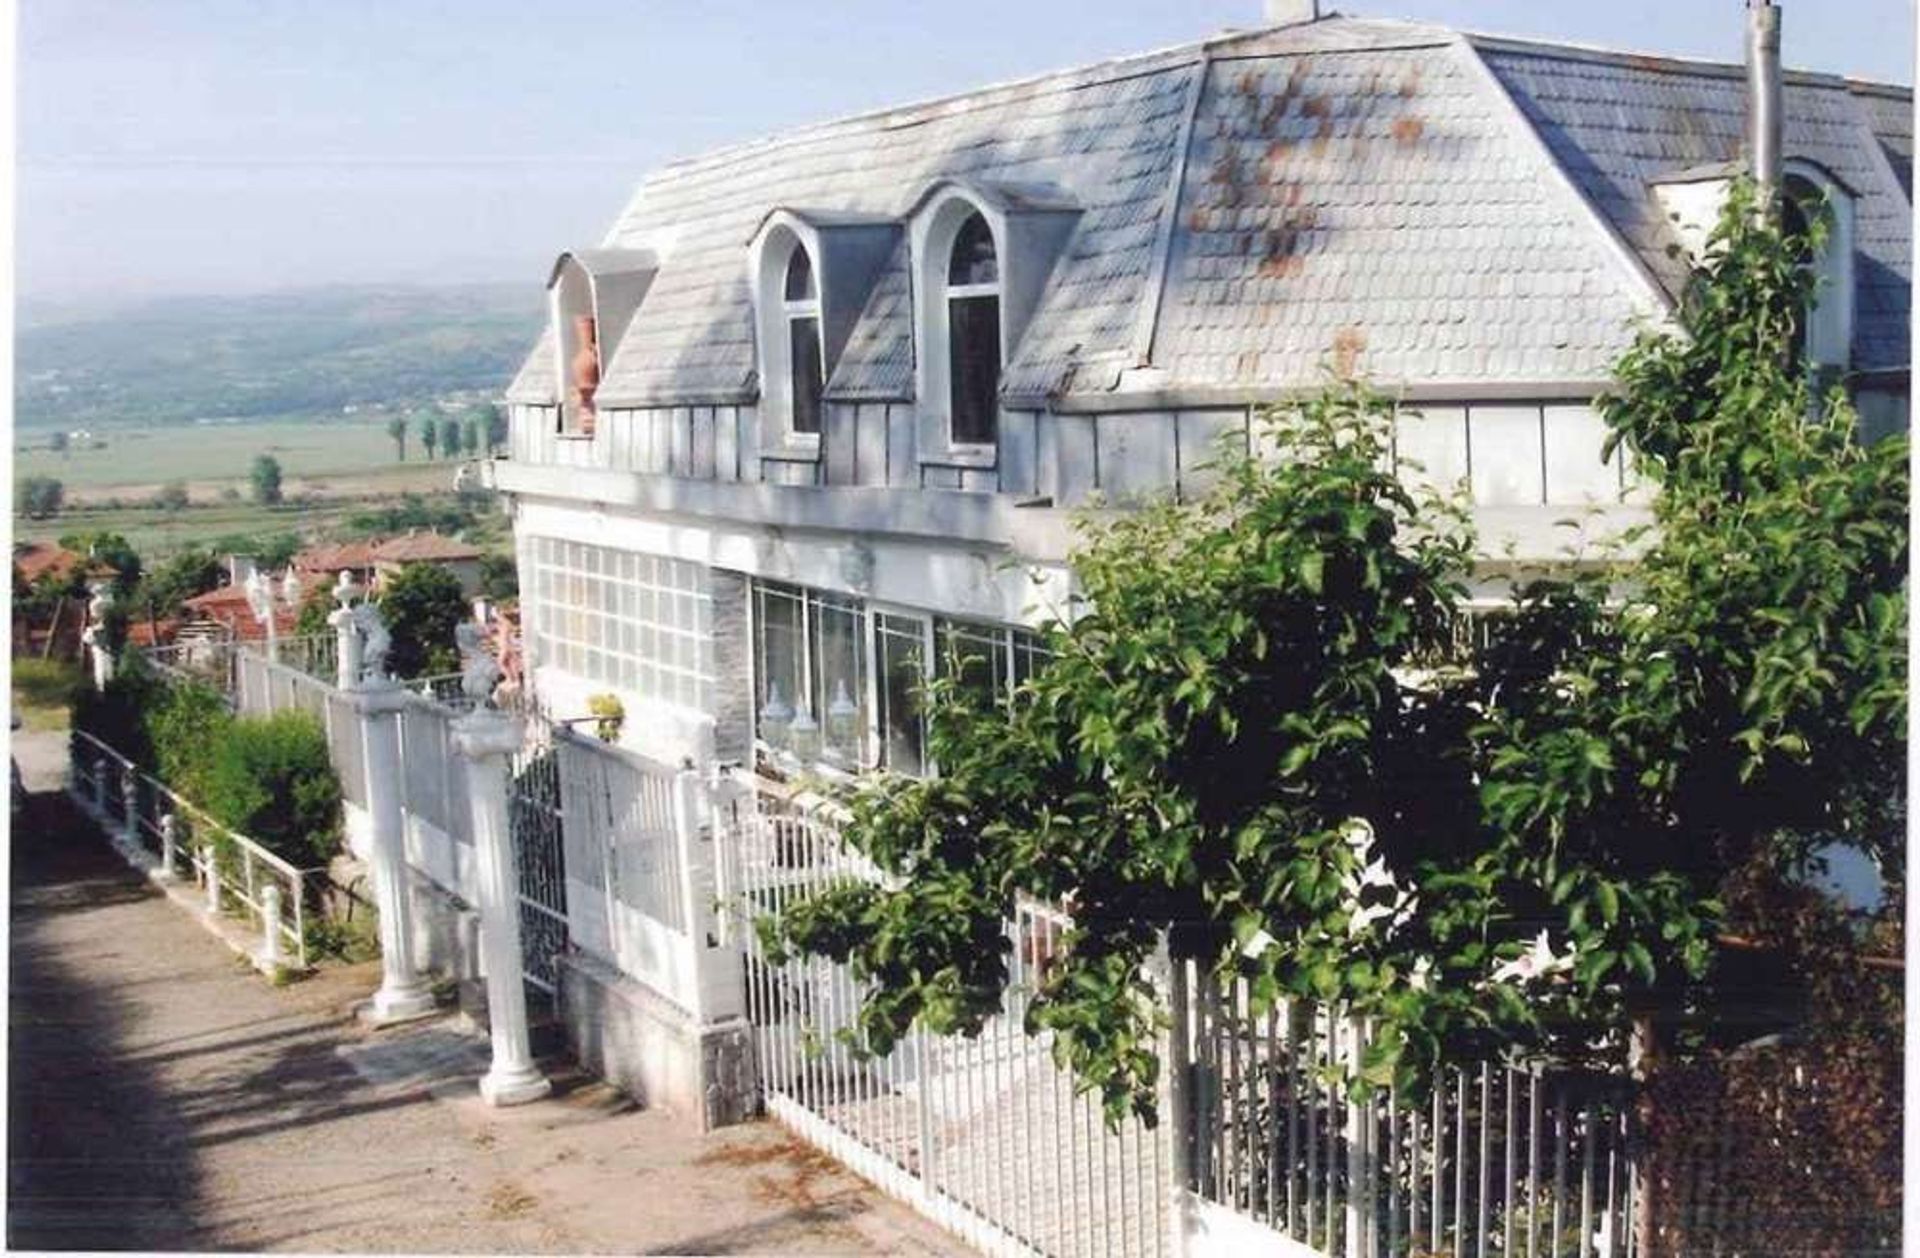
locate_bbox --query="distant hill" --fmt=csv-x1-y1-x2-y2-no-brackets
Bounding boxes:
15,284,543,431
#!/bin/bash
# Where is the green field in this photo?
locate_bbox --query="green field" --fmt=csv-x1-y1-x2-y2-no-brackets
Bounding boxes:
16,417,427,491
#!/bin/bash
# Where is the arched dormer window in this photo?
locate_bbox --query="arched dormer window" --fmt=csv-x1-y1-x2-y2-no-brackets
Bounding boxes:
1780,166,1855,374
782,246,824,436
945,213,1001,447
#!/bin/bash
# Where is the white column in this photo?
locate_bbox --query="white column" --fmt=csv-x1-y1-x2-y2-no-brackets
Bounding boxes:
675,765,744,1025
358,681,436,1022
121,773,140,850
328,574,364,691
159,813,179,879
261,884,285,967
454,707,550,1106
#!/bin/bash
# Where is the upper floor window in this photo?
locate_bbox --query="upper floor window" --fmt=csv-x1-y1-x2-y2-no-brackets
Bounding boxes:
946,213,1001,447
782,247,824,436
1779,169,1855,375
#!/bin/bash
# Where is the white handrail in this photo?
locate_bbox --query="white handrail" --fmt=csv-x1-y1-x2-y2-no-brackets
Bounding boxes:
69,727,328,969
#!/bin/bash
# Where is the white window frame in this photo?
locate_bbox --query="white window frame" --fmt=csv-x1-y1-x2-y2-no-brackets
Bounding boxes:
525,537,714,713
748,215,829,457
910,189,1007,466
748,577,1044,779
1781,160,1856,373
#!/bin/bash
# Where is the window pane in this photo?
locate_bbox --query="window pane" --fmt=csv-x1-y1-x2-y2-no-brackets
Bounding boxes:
948,295,1000,446
936,619,1006,705
812,595,865,768
948,213,998,286
789,316,824,436
1011,629,1051,688
784,246,816,302
876,615,927,776
755,585,803,746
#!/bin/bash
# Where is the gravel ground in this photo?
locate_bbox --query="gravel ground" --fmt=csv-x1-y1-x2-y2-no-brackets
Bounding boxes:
6,735,965,1255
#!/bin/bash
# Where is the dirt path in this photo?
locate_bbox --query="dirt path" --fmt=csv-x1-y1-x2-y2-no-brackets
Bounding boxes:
6,765,963,1255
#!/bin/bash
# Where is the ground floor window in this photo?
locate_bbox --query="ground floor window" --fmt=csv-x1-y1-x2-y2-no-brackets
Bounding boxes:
751,577,1044,777
525,537,713,710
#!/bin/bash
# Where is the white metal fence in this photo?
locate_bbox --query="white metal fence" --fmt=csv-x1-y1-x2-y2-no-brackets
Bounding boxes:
717,777,1171,1258
1175,966,1637,1258
721,790,1652,1258
68,727,326,968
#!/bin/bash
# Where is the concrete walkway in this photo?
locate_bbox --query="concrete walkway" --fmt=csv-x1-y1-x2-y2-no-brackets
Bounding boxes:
6,737,964,1255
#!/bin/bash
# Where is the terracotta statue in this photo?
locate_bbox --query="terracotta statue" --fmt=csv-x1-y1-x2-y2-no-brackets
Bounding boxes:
570,314,600,436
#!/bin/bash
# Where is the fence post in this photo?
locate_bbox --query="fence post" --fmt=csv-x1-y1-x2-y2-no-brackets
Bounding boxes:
261,884,285,968
203,844,222,914
675,763,743,1024
1164,941,1193,1258
91,753,107,817
121,772,140,851
159,813,179,879
355,680,437,1023
453,705,550,1106
1345,1014,1369,1258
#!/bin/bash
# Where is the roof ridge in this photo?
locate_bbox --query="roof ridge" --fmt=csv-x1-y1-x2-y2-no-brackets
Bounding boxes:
1464,29,1911,93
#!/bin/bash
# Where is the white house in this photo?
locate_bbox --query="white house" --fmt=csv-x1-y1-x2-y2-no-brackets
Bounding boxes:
484,7,1910,781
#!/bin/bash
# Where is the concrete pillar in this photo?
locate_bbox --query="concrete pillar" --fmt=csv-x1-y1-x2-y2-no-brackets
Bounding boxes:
357,681,436,1022
159,813,179,879
328,573,364,690
453,706,550,1106
262,884,285,967
675,766,743,1024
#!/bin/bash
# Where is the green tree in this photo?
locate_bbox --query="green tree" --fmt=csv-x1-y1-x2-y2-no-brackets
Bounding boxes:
478,552,518,602
376,562,468,677
20,476,64,519
420,418,439,461
58,530,142,597
250,454,284,505
139,548,223,620
152,480,190,511
47,431,69,457
485,403,508,454
387,416,408,462
464,415,484,457
764,181,1907,1124
440,416,463,458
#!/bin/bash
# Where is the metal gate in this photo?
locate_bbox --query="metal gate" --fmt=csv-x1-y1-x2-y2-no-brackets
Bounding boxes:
721,776,1171,1258
507,725,570,993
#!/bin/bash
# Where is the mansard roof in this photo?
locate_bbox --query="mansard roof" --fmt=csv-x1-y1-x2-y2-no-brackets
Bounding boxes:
507,16,1911,410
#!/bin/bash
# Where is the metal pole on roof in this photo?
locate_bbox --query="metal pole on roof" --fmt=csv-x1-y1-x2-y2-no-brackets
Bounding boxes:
1745,0,1783,215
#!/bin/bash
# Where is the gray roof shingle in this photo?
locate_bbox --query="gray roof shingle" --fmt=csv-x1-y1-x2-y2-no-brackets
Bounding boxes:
1478,41,1912,370
506,17,1911,409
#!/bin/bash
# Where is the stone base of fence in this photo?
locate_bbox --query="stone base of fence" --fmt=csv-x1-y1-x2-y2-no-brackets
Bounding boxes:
557,951,757,1132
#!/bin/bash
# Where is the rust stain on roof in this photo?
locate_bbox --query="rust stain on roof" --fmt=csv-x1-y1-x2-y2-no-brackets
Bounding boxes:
1392,116,1426,146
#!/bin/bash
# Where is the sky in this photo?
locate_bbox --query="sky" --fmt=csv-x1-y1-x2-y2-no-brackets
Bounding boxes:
16,0,1915,308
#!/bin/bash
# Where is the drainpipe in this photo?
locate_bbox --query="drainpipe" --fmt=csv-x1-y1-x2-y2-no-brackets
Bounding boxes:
1746,0,1783,216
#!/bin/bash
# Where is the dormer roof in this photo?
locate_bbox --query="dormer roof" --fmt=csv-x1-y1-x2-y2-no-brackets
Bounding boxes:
505,16,1910,410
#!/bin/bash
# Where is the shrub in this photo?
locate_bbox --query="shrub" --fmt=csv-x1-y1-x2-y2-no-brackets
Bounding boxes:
70,671,161,770
146,680,233,803
201,711,342,869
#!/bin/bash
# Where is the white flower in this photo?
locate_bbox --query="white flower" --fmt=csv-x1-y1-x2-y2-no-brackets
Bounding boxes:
1348,899,1397,938
1489,930,1575,985
1241,928,1277,959
1409,955,1433,992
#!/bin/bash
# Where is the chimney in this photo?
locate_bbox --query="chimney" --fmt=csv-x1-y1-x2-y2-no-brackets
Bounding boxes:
1746,0,1783,210
229,554,257,587
1264,0,1321,26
